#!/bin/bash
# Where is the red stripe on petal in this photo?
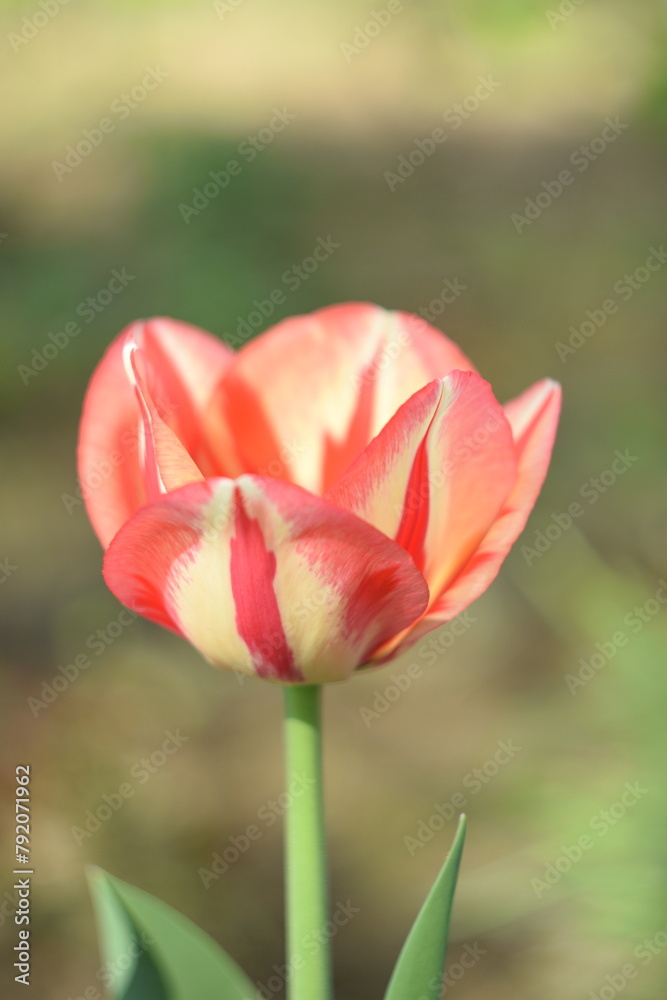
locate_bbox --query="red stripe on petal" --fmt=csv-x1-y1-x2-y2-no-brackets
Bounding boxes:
229,487,302,682
345,561,419,664
394,433,431,575
321,357,376,489
103,487,205,635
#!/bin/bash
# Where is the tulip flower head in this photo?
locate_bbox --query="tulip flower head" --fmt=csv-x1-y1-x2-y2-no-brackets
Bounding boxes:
79,304,560,683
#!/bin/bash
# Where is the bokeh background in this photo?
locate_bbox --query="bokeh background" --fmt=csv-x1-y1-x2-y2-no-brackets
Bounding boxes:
1,1,667,997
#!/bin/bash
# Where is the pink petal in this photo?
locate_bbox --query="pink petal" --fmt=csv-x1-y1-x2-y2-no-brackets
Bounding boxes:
210,303,476,495
326,371,517,611
78,318,234,548
103,476,429,683
392,378,562,653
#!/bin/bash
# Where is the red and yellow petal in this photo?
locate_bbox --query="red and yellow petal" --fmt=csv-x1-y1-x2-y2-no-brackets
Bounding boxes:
420,378,562,624
103,476,429,683
78,317,234,548
384,378,562,656
211,303,476,495
326,371,518,610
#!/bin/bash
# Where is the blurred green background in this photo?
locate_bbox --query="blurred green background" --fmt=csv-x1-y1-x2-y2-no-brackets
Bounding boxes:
1,0,666,997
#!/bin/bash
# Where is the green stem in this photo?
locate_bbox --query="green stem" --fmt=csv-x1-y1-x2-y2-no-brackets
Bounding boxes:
283,684,332,1000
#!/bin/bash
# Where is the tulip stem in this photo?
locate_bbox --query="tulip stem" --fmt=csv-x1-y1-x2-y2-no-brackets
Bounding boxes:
283,684,332,1000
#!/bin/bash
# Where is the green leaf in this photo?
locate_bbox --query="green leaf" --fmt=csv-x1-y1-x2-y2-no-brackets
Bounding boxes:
384,814,467,1000
88,867,258,1000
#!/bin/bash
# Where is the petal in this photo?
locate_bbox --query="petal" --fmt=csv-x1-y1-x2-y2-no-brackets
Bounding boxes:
103,476,429,684
210,303,476,495
325,371,517,609
123,337,205,499
78,318,234,548
392,378,562,652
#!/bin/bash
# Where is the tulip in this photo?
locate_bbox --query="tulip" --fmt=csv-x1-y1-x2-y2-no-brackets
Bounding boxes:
79,304,561,1000
79,303,560,684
